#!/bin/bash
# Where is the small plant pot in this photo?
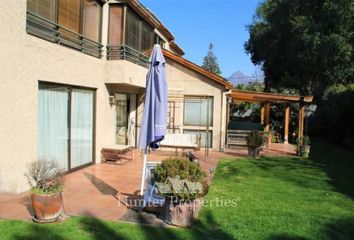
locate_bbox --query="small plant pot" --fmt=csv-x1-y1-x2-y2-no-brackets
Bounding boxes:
248,147,261,159
31,192,63,223
164,197,202,227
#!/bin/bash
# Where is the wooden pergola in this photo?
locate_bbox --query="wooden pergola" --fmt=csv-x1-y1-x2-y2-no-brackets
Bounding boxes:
226,90,313,143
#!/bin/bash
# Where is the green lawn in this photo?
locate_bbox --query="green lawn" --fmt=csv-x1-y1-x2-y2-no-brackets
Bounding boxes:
1,139,354,240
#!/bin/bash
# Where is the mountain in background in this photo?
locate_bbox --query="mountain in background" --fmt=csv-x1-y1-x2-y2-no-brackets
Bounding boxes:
227,71,254,86
227,68,264,86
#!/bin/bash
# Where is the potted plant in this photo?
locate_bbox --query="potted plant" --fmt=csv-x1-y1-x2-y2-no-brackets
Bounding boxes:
25,160,64,223
297,135,311,157
152,158,207,227
246,131,264,159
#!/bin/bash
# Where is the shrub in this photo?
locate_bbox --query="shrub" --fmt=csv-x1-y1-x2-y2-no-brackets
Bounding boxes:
319,84,354,149
25,160,64,194
153,158,207,202
302,136,311,146
246,131,264,149
297,135,311,146
269,131,283,143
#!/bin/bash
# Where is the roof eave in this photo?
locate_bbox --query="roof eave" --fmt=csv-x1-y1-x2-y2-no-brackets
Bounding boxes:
169,41,185,56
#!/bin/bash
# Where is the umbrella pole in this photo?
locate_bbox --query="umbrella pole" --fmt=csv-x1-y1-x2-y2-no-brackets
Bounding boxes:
140,147,148,196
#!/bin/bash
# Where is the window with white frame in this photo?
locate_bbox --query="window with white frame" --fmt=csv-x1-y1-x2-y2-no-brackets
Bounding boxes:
183,96,213,148
183,96,213,126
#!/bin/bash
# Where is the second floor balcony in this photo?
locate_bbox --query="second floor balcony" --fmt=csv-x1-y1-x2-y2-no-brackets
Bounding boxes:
106,45,149,68
27,12,103,58
26,0,168,68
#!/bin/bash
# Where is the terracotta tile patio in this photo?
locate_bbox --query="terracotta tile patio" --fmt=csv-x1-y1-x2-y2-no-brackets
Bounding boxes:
0,144,296,221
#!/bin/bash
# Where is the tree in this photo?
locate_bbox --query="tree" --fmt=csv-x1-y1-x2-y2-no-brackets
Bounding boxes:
251,65,265,83
245,0,354,98
202,43,222,75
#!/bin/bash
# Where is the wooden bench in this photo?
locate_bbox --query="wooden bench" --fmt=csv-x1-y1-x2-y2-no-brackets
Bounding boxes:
101,145,134,165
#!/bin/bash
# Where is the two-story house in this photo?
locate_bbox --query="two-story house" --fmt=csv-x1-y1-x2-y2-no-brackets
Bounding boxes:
0,0,232,193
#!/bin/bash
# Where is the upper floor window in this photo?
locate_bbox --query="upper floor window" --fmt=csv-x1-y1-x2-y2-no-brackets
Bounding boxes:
125,8,141,50
125,8,155,53
58,0,81,34
141,21,154,52
27,0,102,42
108,4,124,46
156,35,166,49
108,5,156,52
27,0,56,22
27,0,103,58
107,4,164,66
82,0,102,43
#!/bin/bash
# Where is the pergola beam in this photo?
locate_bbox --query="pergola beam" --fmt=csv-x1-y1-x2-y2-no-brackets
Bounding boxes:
227,90,313,104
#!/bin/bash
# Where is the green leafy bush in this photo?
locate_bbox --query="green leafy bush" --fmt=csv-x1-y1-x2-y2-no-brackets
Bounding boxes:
320,84,354,149
269,131,283,143
297,135,311,146
153,158,207,202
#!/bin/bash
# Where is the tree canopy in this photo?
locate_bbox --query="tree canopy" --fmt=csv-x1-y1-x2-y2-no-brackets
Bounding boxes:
202,43,222,75
245,0,354,97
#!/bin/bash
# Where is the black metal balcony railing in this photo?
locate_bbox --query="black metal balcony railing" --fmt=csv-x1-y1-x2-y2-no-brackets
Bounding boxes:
26,12,103,58
107,45,150,68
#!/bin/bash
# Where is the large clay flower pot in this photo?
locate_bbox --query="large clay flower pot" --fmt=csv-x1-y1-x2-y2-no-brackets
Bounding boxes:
165,198,202,227
31,192,63,223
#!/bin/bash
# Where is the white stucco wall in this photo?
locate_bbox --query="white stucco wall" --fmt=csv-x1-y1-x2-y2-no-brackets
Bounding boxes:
0,1,228,193
165,58,227,151
0,1,148,193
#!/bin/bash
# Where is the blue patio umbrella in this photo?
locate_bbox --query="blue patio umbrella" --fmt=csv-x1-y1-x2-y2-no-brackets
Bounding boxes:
139,44,168,195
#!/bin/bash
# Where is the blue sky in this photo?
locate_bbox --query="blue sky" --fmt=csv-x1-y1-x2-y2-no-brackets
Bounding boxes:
140,0,261,78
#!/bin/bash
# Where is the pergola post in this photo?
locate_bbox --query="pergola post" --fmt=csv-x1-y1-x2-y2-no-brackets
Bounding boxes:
264,102,270,132
260,104,265,125
298,103,305,142
284,105,290,144
225,97,231,149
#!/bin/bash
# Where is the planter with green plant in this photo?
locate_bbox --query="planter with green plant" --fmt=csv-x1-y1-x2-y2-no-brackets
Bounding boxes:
25,160,64,223
297,135,311,157
152,158,207,227
246,131,264,159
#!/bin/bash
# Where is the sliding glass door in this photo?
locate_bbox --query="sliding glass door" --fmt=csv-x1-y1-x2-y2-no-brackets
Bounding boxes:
71,89,94,168
38,87,69,170
38,84,95,171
